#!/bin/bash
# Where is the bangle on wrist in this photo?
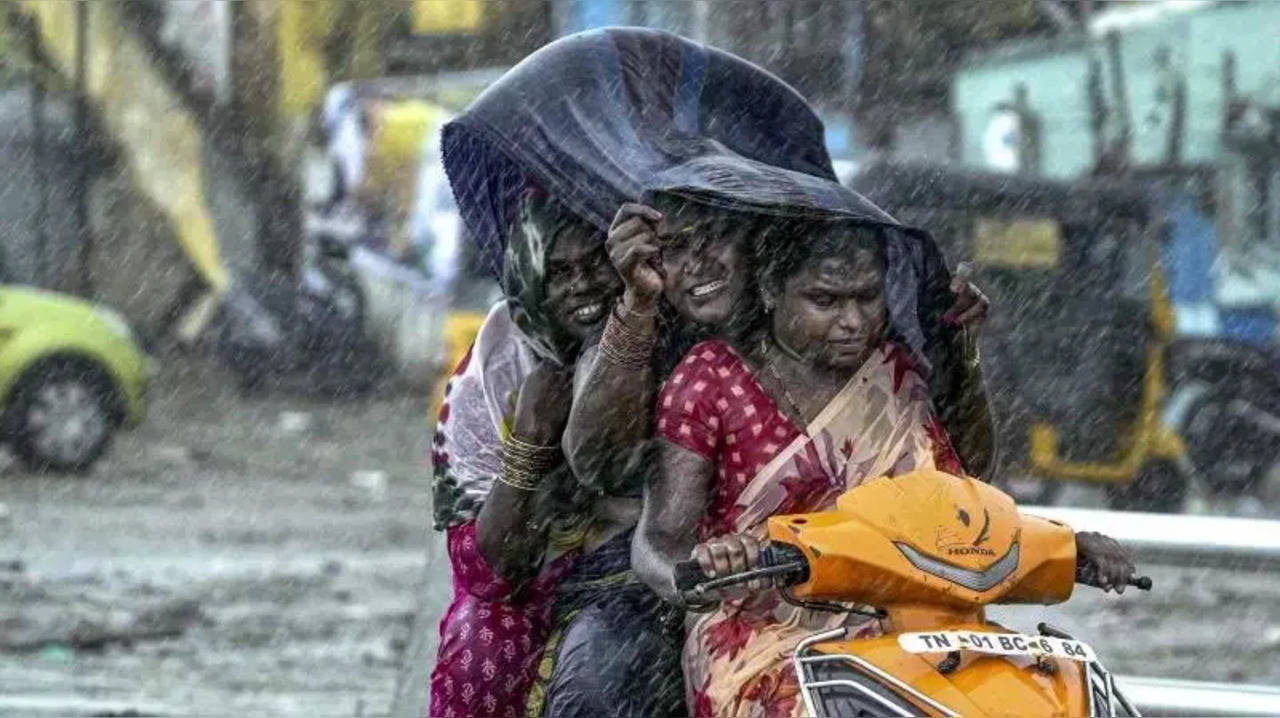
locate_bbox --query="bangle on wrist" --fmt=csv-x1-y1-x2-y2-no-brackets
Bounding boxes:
498,469,541,491
620,293,659,318
499,436,560,491
616,298,659,333
506,434,561,458
599,303,656,369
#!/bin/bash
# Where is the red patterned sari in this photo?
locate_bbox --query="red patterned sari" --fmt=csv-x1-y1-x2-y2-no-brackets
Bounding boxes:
657,339,963,717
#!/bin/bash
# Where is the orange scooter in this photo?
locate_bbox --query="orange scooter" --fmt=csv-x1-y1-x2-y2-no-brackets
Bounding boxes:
674,468,1149,717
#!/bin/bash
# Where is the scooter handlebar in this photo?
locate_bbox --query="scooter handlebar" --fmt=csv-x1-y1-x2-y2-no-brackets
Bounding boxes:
673,544,809,593
675,550,1152,595
673,560,710,592
1077,564,1153,592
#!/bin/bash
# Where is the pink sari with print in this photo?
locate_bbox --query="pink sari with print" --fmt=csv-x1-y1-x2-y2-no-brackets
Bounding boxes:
657,339,962,718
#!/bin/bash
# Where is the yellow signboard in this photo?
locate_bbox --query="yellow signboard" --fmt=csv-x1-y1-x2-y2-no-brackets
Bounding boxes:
21,0,228,292
277,0,340,118
973,218,1062,269
412,0,484,34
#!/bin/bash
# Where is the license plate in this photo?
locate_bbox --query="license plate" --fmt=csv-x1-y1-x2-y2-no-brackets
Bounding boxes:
899,630,1096,662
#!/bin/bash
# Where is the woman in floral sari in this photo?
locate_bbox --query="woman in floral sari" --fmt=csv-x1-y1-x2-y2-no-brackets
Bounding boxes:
632,219,962,717
634,218,1137,718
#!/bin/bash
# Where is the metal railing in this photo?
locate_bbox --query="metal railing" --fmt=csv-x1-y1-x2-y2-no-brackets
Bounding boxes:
1024,505,1280,570
1020,507,1280,714
1118,675,1280,717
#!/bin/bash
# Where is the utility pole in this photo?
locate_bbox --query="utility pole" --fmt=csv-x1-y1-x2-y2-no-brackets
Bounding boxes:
25,13,50,288
72,0,92,296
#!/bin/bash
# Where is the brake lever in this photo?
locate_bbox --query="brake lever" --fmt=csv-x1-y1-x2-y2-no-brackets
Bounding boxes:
677,561,808,611
690,562,806,594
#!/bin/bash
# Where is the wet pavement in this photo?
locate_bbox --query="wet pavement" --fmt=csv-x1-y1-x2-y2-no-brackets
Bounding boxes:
1,357,1277,717
0,357,447,716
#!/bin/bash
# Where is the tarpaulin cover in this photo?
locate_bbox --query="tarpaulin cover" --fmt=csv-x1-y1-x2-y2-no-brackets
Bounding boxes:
442,25,958,375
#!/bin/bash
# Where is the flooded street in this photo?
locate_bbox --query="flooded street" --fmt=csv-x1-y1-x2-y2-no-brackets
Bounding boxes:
1,360,1277,717
0,358,448,716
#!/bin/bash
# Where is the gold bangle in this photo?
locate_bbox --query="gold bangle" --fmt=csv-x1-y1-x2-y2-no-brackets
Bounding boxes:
599,305,655,369
499,436,560,491
505,435,561,459
617,298,659,322
499,453,555,476
498,469,541,491
501,463,543,490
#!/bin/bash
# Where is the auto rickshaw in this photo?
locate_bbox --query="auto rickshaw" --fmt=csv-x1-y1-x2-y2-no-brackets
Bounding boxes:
850,160,1189,511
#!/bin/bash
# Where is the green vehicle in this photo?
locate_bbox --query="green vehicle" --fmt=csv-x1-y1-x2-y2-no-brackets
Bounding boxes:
0,286,150,472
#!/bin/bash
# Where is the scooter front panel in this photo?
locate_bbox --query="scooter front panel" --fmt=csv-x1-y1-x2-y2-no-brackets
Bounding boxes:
798,632,1091,717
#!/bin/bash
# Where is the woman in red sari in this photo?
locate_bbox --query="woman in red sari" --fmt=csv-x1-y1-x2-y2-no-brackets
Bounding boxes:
633,219,1136,717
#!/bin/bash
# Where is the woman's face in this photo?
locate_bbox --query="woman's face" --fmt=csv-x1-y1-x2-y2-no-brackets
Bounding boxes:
543,227,622,342
771,248,887,372
655,211,751,328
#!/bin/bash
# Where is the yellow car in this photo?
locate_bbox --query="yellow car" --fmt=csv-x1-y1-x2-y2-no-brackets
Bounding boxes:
0,287,149,472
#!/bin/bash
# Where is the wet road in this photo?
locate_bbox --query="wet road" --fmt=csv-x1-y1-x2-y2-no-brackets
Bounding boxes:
0,359,448,716
1,359,1277,717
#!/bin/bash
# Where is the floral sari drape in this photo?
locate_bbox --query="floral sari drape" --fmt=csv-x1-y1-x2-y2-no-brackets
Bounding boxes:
658,340,962,717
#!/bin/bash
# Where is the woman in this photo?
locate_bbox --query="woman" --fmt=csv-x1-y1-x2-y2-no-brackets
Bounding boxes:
565,196,762,492
428,189,620,718
633,219,1136,717
529,197,762,718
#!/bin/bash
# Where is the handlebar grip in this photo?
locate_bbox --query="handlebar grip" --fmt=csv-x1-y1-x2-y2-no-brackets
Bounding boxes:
673,544,809,593
674,560,710,592
1078,571,1154,592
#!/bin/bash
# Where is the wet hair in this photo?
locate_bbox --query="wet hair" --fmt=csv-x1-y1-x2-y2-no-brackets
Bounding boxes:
645,193,766,256
757,219,887,297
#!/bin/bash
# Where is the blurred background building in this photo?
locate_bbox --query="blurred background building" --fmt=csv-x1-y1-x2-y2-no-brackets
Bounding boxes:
1,0,1277,375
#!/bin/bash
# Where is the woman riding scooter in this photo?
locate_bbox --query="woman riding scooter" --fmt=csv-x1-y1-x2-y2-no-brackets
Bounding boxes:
634,215,1137,717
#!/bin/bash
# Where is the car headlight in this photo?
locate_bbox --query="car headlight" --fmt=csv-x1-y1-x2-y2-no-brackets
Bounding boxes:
95,306,135,342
